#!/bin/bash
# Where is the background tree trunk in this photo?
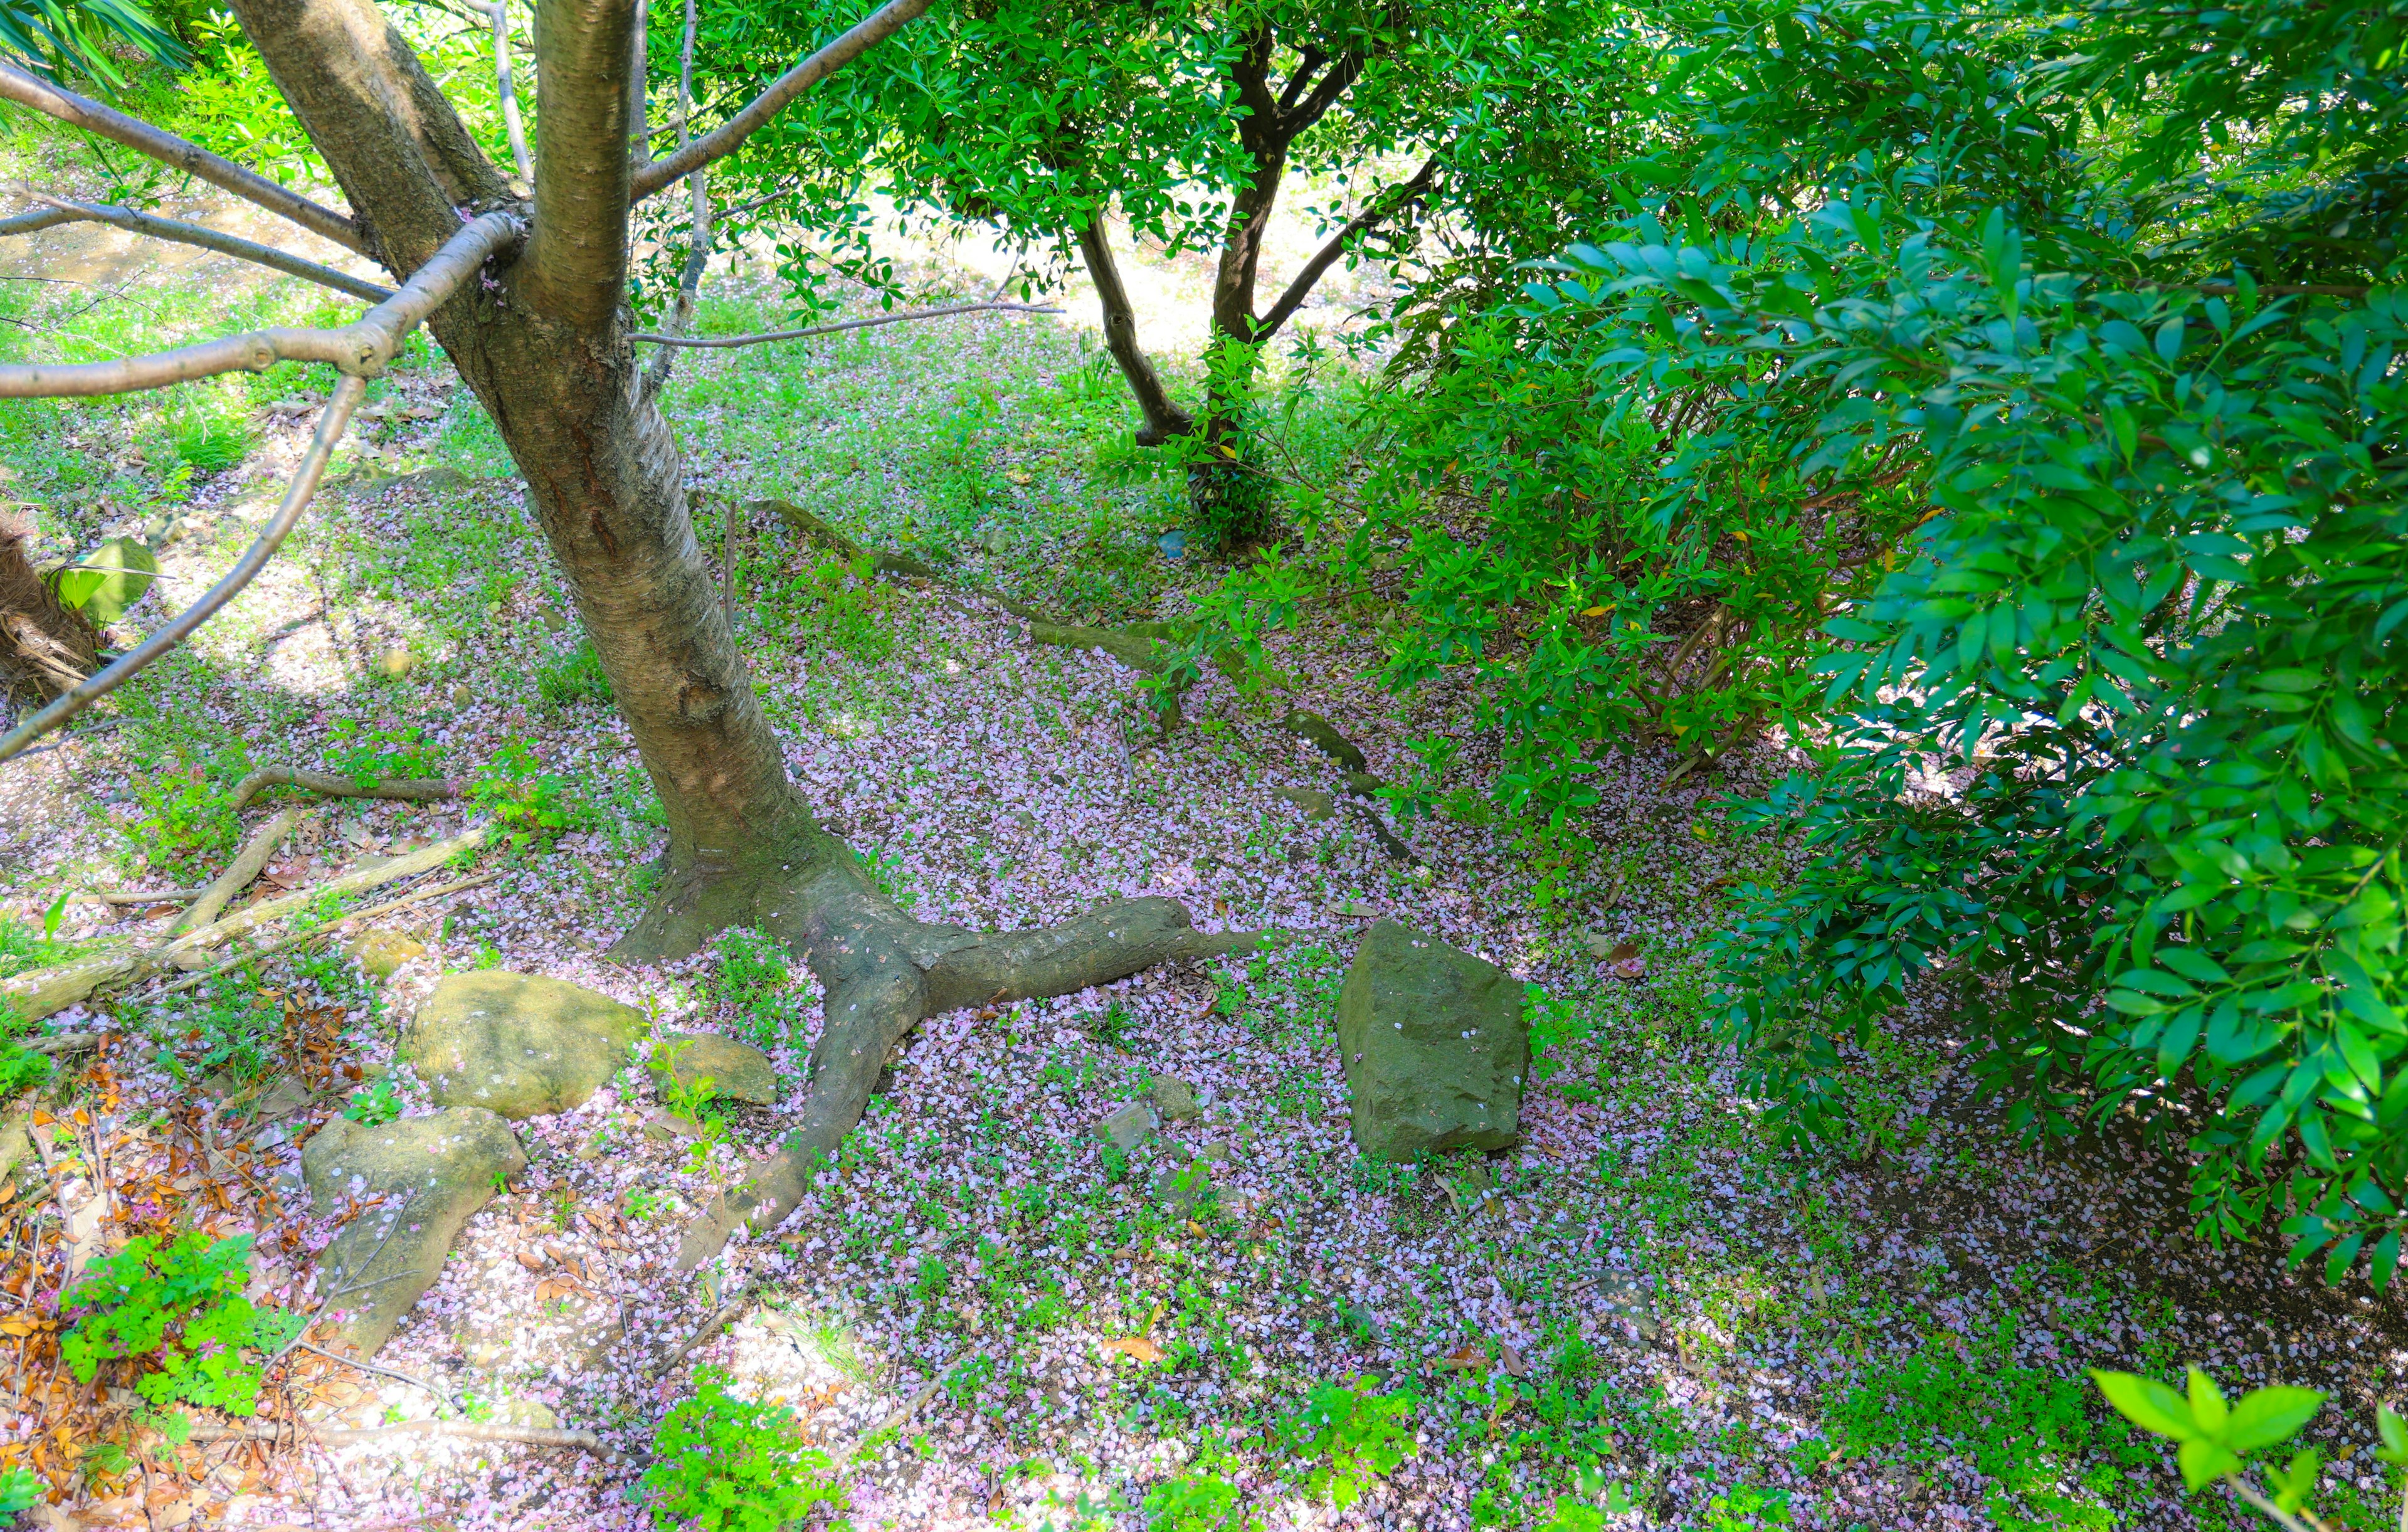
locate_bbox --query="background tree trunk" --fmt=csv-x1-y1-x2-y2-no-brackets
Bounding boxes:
0,512,97,705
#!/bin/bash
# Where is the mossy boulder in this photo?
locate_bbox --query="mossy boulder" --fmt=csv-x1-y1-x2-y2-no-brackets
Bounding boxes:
1337,921,1528,1161
648,1032,779,1106
302,1107,525,1356
404,971,643,1119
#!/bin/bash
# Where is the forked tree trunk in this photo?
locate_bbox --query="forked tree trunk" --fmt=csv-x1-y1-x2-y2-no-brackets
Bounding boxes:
229,0,1257,1274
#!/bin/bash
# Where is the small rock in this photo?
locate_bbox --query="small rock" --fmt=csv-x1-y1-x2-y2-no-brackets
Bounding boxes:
1338,921,1529,1162
346,928,426,978
404,971,645,1121
1097,1102,1154,1151
1274,786,1335,820
450,683,475,709
377,646,413,679
648,1032,778,1106
1153,1158,1212,1215
1148,1076,1204,1122
301,1107,526,1356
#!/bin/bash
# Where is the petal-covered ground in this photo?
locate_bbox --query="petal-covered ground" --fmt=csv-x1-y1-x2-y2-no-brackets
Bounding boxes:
1,174,2403,1532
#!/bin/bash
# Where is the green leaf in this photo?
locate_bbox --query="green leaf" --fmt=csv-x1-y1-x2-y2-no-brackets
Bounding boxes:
2177,1436,2241,1491
52,536,159,625
2375,1403,2408,1465
2186,1368,2228,1434
2091,1371,2194,1440
2221,1386,2324,1450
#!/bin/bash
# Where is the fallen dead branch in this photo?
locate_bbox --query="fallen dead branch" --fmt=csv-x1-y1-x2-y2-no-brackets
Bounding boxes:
0,823,490,1021
167,804,307,937
186,1418,599,1450
231,764,460,813
152,870,499,997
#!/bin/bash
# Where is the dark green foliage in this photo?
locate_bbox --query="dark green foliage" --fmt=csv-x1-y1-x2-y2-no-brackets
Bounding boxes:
1677,0,2408,1286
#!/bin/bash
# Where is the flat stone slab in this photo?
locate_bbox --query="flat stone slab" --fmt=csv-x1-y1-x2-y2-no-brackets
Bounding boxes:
302,1107,525,1356
404,971,644,1119
1337,920,1528,1161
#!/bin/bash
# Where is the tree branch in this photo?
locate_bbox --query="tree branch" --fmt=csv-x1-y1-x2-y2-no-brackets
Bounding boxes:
629,0,932,203
0,59,366,254
0,374,366,763
1075,213,1193,444
641,0,709,400
1253,154,1440,344
1287,49,1366,135
0,194,394,302
524,0,638,328
0,208,521,761
490,0,532,180
0,208,519,398
628,300,1059,349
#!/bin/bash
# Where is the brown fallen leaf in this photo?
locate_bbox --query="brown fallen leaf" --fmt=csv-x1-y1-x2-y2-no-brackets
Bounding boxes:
1438,1342,1486,1370
1499,1343,1530,1378
1101,1336,1163,1363
515,1250,548,1273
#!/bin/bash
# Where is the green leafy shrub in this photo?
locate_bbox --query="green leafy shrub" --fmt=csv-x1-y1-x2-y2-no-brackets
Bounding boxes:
469,739,580,849
536,640,613,710
1276,1376,1417,1508
325,718,441,783
640,1368,847,1532
1142,1467,1258,1532
61,1232,304,1418
125,756,241,877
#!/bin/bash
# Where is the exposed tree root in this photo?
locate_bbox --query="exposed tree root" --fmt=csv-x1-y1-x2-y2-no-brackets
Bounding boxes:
634,816,1269,1272
231,764,460,813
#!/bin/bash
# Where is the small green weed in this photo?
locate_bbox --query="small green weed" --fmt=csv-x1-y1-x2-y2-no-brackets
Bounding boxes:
343,1079,401,1126
1277,1375,1417,1508
709,927,803,1050
640,1366,848,1532
1142,1467,1258,1531
536,640,613,709
0,1464,43,1515
172,413,251,474
61,1232,304,1420
469,739,579,849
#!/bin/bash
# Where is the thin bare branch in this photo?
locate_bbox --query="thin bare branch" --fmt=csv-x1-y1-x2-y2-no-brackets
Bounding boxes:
1254,154,1440,342
0,193,394,302
628,0,651,169
0,374,366,764
0,59,366,254
628,300,1060,349
491,0,532,180
641,0,710,399
0,209,520,398
630,0,932,203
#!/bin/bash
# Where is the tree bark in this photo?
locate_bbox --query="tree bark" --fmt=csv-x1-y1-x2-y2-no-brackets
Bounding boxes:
1074,213,1191,445
0,512,97,705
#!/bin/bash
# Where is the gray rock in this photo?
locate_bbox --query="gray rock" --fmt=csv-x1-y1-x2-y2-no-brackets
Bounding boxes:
649,1032,779,1106
404,971,644,1119
1274,786,1336,820
1148,1076,1203,1122
1337,921,1528,1161
1097,1102,1154,1151
302,1107,525,1356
